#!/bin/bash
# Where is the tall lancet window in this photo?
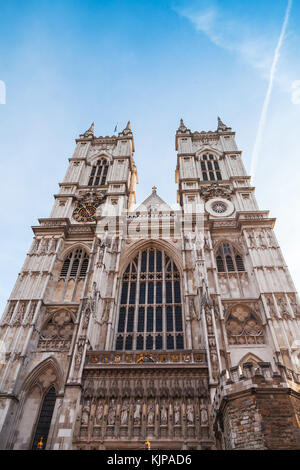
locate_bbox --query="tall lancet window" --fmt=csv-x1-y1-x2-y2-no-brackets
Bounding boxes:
199,153,222,181
216,242,245,273
88,158,109,186
32,387,56,450
115,247,184,351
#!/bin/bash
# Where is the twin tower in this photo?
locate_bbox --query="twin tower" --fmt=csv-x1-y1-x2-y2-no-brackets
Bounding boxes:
0,118,300,450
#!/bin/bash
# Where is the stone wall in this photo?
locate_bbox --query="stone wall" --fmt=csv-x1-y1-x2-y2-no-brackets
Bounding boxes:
213,362,300,450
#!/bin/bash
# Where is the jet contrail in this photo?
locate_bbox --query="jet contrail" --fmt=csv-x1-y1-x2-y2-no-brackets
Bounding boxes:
250,0,292,180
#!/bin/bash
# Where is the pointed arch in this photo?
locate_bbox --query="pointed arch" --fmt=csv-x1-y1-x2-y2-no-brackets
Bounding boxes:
13,358,64,450
21,356,64,395
196,149,223,182
239,353,264,369
119,239,184,278
215,241,245,273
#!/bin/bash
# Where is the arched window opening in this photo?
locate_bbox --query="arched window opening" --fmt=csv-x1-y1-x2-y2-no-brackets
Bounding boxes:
88,158,109,186
216,243,245,273
115,247,184,351
226,305,264,345
32,387,56,450
199,154,222,181
60,249,89,279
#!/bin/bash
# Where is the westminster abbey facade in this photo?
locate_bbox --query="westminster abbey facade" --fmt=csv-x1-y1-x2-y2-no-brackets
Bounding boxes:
0,118,300,450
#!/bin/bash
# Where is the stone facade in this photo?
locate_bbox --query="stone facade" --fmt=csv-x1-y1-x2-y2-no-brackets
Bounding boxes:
0,118,300,450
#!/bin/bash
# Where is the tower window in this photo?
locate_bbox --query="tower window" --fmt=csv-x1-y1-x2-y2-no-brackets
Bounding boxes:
216,243,245,273
199,154,222,181
60,249,89,279
88,158,109,186
115,247,184,351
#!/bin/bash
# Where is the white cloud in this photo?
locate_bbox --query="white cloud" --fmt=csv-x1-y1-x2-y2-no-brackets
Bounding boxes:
175,3,293,83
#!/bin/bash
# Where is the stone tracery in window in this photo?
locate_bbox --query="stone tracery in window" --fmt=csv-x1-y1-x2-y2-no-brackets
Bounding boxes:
88,158,109,186
216,242,245,273
115,247,184,351
226,305,264,345
199,154,222,182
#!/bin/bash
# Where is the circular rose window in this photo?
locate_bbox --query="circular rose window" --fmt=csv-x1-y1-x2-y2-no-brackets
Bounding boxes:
212,202,227,214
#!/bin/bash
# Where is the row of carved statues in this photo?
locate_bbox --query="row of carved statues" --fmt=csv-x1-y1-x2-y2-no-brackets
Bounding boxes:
80,397,210,429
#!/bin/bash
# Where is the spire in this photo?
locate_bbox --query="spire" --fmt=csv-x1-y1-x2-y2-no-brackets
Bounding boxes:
119,120,133,136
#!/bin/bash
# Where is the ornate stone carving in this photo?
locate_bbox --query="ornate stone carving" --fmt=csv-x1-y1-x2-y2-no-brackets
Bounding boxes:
108,400,116,425
200,184,233,202
226,304,264,345
147,401,155,426
38,310,75,351
75,189,105,207
120,400,129,425
160,401,168,425
133,399,142,425
186,401,194,425
95,402,104,425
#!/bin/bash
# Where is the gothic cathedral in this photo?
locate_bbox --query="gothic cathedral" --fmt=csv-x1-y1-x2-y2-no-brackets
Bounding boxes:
0,118,300,450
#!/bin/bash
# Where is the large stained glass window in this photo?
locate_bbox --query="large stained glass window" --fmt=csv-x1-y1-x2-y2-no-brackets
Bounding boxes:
115,247,184,351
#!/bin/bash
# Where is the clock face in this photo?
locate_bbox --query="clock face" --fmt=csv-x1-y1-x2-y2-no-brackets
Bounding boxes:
72,204,98,223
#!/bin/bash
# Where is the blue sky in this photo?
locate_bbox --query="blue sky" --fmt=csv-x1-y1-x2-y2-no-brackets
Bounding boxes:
1,0,300,312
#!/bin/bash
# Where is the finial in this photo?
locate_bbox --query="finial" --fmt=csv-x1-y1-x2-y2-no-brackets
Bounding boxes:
119,120,132,135
217,116,227,131
177,118,189,133
152,186,157,193
83,122,94,137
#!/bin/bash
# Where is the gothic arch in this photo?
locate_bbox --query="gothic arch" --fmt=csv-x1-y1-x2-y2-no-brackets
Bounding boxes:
59,242,91,261
195,147,222,159
119,239,183,277
238,353,264,369
214,239,246,256
20,356,64,395
88,151,112,165
12,357,64,449
214,240,246,273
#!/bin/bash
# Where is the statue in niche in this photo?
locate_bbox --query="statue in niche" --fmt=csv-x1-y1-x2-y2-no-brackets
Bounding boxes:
174,402,181,425
160,401,168,425
100,301,110,325
200,405,209,426
97,240,105,268
108,400,116,425
95,402,104,425
81,400,90,426
186,401,194,425
147,402,155,426
133,399,142,425
189,297,200,321
120,400,129,425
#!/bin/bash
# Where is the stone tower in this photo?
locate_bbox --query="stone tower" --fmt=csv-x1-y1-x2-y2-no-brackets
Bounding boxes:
0,119,299,450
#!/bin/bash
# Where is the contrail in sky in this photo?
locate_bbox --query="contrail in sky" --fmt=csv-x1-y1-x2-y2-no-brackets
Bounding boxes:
250,0,292,180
